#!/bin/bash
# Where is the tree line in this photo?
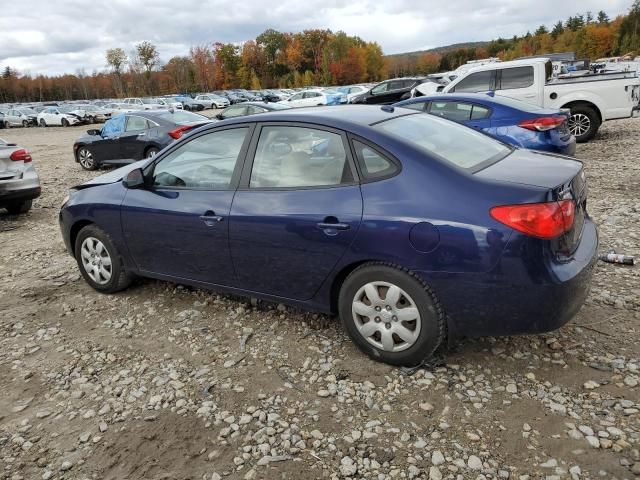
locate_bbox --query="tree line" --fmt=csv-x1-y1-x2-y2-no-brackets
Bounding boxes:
2,2,640,102
387,4,640,77
0,29,385,102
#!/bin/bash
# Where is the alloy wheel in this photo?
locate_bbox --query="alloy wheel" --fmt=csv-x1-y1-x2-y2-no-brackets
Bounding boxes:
351,281,421,352
78,148,95,169
568,113,590,137
80,237,112,285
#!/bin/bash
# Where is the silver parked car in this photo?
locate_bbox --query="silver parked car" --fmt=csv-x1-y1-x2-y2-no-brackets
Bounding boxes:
194,94,230,109
0,138,40,214
3,108,38,127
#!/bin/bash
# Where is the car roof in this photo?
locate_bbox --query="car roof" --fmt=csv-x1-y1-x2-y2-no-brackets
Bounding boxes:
211,105,409,129
464,57,548,74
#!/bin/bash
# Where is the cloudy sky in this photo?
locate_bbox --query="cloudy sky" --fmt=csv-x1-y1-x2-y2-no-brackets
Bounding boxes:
1,0,631,76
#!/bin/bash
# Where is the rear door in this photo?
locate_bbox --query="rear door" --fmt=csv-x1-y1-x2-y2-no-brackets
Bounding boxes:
229,123,363,300
495,66,540,105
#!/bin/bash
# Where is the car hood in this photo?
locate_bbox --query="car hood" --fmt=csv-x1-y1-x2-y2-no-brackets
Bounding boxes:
78,160,149,187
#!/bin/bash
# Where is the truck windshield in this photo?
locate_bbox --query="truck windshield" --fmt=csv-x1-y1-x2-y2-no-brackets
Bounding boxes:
374,113,510,170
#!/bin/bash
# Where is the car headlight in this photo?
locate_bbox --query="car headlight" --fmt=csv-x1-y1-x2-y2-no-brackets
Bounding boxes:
61,188,78,208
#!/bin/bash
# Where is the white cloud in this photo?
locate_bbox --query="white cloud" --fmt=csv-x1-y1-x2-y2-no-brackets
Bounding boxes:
0,0,631,75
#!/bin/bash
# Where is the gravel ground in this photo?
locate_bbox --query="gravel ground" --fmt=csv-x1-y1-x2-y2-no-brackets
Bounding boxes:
0,116,639,480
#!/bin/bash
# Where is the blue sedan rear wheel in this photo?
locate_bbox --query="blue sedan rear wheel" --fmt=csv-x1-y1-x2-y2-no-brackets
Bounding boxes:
339,263,445,366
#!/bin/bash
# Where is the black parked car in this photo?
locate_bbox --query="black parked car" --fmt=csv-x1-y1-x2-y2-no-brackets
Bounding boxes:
215,101,292,120
73,110,210,171
351,77,429,105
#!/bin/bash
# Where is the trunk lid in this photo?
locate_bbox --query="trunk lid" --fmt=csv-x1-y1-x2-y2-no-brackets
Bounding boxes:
478,149,587,255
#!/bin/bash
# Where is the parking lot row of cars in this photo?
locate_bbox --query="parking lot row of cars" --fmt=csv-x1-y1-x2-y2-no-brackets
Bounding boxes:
0,86,373,130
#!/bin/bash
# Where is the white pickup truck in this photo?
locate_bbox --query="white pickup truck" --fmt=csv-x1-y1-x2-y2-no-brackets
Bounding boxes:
442,58,640,142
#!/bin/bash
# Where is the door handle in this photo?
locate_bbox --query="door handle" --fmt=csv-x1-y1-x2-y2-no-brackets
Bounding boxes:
200,211,224,226
523,93,536,98
317,219,350,231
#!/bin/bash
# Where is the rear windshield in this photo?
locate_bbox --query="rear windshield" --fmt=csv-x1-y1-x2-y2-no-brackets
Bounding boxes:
156,110,208,124
374,112,510,170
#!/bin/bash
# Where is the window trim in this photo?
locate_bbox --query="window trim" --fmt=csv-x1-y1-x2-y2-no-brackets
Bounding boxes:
238,121,360,191
450,70,496,93
426,101,493,122
347,134,402,184
144,123,256,192
497,66,535,91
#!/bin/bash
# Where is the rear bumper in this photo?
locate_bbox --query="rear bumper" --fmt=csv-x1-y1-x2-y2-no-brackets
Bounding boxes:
0,167,41,204
420,218,598,339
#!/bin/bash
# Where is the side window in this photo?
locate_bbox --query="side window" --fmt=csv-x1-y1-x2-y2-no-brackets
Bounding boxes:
470,104,491,120
429,102,472,122
248,106,267,114
153,128,248,189
250,126,352,188
224,106,247,118
371,82,388,94
353,140,399,180
125,116,148,131
451,71,493,93
290,92,304,101
102,115,126,137
499,66,534,90
402,102,427,112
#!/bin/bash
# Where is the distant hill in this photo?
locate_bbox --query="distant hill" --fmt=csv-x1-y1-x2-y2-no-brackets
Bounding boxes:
385,41,490,58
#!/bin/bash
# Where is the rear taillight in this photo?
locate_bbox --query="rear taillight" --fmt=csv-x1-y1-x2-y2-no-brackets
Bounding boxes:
490,199,575,239
10,149,32,163
168,125,195,139
518,116,566,132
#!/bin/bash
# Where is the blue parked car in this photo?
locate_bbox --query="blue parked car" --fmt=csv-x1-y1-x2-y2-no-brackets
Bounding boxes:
59,106,597,366
394,93,576,156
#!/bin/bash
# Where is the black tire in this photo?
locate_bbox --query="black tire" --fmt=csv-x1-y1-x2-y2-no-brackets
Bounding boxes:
74,224,133,293
338,262,445,366
61,118,70,127
77,147,98,171
184,105,191,111
568,105,600,143
3,121,9,129
22,120,29,128
145,147,160,159
39,119,47,127
6,199,32,215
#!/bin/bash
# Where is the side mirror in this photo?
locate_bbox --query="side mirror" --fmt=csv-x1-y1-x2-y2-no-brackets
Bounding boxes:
122,168,145,189
87,128,101,136
215,113,224,120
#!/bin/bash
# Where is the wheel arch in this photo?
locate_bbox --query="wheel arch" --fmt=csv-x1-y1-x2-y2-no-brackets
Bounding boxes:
561,100,602,123
329,260,376,314
69,220,95,255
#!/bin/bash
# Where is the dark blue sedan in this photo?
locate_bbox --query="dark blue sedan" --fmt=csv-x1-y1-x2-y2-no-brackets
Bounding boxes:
394,93,576,156
59,106,597,366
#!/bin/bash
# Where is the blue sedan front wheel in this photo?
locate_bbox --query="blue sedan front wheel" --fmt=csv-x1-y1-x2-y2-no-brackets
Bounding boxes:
339,263,445,366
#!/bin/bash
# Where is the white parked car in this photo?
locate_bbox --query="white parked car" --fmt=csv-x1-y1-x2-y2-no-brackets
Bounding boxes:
442,57,640,142
155,98,183,110
194,94,230,109
37,107,83,127
122,98,164,110
280,89,347,108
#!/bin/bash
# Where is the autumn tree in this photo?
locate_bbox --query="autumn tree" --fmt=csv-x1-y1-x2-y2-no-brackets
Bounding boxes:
106,48,127,95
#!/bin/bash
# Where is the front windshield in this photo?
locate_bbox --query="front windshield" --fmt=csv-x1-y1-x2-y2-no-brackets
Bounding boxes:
374,112,510,170
19,108,36,114
156,110,207,124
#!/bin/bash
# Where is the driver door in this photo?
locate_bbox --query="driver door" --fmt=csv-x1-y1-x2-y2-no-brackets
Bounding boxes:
90,115,126,162
120,125,253,285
